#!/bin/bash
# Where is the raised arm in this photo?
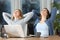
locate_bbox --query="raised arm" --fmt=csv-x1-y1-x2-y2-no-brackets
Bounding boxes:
23,11,34,23
2,12,12,24
23,10,39,17
34,18,40,27
49,7,57,21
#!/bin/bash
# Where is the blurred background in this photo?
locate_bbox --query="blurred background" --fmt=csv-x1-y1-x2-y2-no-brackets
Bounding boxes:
0,0,60,36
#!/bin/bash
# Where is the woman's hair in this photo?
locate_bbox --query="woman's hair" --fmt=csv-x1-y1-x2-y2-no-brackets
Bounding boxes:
11,9,23,20
40,8,51,19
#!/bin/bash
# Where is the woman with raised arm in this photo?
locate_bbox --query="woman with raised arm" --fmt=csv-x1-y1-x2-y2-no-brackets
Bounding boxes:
2,9,34,37
34,7,57,37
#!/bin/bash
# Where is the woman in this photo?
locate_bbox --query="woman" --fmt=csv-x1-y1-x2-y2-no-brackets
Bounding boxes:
34,7,57,37
2,9,34,37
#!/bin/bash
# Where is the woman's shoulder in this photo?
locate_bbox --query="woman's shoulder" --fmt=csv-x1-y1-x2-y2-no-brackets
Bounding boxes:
36,17,40,21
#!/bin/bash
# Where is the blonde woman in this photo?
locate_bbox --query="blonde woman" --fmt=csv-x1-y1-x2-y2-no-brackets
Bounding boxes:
2,9,34,37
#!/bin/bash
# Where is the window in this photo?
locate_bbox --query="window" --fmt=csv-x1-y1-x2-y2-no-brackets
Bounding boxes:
22,0,40,14
0,0,11,25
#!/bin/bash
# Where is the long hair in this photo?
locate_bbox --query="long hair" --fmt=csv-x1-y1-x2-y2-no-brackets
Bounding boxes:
11,9,23,20
40,8,51,19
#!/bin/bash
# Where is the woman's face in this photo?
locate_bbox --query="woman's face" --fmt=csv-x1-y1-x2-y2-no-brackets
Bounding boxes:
41,9,48,17
13,10,21,18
